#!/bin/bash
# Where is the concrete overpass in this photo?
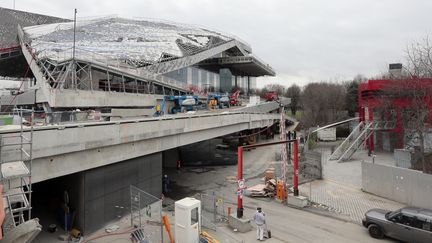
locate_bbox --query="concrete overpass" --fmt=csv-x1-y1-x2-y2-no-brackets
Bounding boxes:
0,99,288,234
1,110,280,183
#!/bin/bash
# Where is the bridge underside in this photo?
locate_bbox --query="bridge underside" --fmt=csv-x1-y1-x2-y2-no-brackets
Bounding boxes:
197,56,276,77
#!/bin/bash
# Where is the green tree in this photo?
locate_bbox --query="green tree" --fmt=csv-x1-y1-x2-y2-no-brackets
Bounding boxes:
285,84,301,115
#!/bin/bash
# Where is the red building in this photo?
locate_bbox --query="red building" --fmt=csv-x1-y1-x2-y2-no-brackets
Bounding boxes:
358,78,432,152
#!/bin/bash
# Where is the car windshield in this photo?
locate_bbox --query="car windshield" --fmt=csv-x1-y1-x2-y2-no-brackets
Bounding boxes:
386,209,401,219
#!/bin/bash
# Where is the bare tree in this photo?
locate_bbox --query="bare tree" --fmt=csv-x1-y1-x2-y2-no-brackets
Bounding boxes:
263,83,286,96
378,36,432,173
300,82,347,128
402,37,432,173
381,78,432,173
405,36,432,78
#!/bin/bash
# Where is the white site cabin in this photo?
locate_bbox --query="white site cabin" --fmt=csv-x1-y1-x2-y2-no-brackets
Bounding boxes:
175,197,201,243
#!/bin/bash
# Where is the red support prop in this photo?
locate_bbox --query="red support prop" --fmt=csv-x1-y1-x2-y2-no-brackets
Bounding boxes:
293,139,299,196
368,107,375,153
236,139,297,218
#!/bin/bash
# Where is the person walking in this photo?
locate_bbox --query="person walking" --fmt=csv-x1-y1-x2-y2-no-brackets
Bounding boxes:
253,207,266,241
176,160,181,172
162,174,169,194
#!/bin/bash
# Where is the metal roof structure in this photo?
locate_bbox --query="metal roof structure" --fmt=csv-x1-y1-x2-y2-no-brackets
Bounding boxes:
23,16,274,77
1,8,275,109
0,7,67,49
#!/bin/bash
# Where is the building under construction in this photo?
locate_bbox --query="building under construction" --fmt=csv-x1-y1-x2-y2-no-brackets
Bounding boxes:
0,7,275,113
0,7,285,241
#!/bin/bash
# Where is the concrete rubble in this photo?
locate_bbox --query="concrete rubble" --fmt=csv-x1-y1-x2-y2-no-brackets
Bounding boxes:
2,218,42,243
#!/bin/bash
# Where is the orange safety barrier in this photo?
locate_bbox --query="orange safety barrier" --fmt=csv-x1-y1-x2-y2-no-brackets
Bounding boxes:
162,215,174,243
0,185,4,240
276,179,287,202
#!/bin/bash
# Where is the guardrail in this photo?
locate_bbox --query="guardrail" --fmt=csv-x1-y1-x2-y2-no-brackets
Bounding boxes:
0,110,279,134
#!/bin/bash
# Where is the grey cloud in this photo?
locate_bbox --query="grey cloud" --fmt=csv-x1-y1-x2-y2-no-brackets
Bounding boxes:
3,0,432,87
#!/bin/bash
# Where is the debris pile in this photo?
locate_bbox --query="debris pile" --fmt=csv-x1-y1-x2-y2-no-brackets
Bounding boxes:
245,168,277,197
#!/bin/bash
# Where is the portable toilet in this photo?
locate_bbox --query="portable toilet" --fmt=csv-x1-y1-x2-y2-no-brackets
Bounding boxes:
175,197,201,243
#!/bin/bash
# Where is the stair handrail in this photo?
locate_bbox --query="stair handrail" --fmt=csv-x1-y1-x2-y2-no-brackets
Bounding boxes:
329,121,364,160
338,121,374,162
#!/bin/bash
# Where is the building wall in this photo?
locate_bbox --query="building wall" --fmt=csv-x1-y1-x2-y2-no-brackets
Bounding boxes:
362,161,432,209
82,152,162,234
162,148,180,168
219,68,232,92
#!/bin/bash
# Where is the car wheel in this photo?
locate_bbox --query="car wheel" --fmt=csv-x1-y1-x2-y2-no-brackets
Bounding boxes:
368,224,384,239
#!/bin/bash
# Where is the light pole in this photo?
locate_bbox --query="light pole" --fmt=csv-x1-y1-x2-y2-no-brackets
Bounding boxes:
73,8,77,62
72,8,77,89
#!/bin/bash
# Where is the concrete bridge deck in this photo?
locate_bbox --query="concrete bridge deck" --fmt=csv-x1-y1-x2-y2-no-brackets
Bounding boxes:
0,111,280,183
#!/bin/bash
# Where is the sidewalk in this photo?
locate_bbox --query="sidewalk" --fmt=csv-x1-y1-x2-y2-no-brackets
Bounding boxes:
299,179,404,223
301,147,405,224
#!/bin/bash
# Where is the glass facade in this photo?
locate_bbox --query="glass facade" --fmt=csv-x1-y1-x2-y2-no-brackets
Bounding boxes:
163,67,256,92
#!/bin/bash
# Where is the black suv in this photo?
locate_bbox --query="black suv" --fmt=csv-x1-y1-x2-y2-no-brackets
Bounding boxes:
362,207,432,242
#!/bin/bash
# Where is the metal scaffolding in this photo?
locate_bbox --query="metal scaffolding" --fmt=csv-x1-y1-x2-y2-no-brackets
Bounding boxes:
0,109,34,231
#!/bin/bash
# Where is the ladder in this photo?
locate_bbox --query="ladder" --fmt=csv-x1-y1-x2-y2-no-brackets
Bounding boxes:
0,109,34,232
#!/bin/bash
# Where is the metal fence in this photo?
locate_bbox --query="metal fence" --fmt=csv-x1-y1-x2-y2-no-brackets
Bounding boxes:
200,215,244,243
130,185,164,243
302,151,323,180
195,192,230,225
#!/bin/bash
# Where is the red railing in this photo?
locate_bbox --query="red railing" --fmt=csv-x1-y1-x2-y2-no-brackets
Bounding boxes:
0,45,20,53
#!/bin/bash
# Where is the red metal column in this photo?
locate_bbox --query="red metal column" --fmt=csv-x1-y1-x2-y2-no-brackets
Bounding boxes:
293,139,299,196
369,108,375,153
237,146,244,218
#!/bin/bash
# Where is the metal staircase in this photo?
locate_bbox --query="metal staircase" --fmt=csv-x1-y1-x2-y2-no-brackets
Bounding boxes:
0,109,34,233
329,121,373,162
329,120,397,162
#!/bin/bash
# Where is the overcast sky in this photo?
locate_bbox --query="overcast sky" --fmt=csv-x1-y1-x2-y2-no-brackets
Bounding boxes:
2,0,432,87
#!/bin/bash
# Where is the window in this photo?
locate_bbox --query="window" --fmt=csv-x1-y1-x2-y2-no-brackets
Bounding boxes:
387,210,401,221
191,207,199,225
398,214,415,226
410,218,432,232
422,221,431,232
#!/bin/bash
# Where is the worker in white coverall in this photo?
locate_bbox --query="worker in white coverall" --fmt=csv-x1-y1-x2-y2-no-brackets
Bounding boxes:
253,207,266,241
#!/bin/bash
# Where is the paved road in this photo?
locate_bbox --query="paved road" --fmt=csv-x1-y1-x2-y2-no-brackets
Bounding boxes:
169,137,396,243
234,197,394,243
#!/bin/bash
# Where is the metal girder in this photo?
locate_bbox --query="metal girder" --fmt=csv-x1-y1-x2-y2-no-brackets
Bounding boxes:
17,25,189,96
140,39,242,75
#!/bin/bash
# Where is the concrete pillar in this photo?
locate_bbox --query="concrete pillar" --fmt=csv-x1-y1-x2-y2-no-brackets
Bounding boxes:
247,76,250,95
187,67,192,85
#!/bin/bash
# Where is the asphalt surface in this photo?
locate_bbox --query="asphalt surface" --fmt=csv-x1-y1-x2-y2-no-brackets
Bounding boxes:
168,137,397,243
